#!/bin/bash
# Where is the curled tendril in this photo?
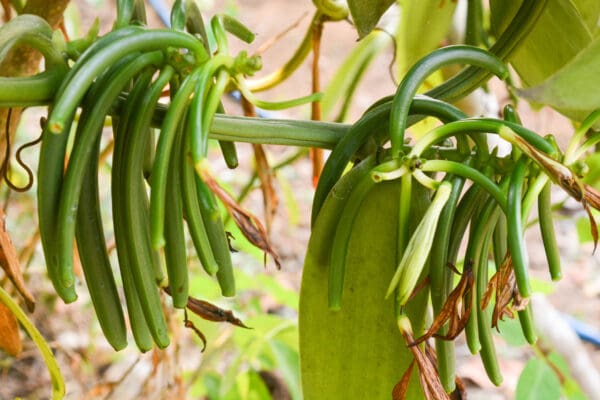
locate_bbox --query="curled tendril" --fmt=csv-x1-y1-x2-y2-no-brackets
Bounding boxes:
2,108,41,192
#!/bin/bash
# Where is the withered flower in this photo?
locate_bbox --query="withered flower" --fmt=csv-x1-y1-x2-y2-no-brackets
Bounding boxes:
198,164,282,269
164,286,250,352
395,315,451,400
410,262,474,346
482,253,528,329
500,126,599,250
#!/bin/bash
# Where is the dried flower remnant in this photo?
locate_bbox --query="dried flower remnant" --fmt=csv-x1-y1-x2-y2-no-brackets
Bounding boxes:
164,287,250,351
500,126,600,249
392,360,415,400
482,253,528,329
396,315,451,400
199,167,282,269
183,310,207,352
424,344,467,400
185,295,250,329
0,208,35,311
410,262,474,346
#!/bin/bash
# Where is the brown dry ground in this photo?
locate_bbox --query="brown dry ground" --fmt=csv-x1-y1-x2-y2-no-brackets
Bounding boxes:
1,1,599,399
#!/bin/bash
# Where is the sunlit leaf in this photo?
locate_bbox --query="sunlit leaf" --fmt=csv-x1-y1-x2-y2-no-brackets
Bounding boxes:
396,0,457,78
491,0,600,121
348,0,395,39
572,0,600,36
491,0,592,87
515,358,561,400
516,35,600,113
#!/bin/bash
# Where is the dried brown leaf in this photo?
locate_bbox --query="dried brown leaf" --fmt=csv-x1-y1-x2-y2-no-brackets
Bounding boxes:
510,133,600,252
583,201,598,253
393,360,415,400
483,253,528,329
0,301,21,356
241,97,279,232
0,208,34,310
584,183,600,211
201,169,281,269
398,316,451,400
424,342,467,400
184,310,207,352
252,144,279,232
410,263,473,346
1,0,11,22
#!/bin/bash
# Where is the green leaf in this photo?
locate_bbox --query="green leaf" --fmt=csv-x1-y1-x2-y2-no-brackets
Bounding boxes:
321,29,393,120
517,35,600,113
496,316,528,347
572,0,600,36
348,0,395,39
243,371,273,400
490,0,592,87
396,0,458,77
268,339,301,400
299,181,427,400
235,270,299,311
576,209,600,243
516,358,561,400
490,0,600,121
583,153,600,186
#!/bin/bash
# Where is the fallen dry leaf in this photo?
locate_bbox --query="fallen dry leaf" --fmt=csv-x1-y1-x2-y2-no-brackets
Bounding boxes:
0,208,34,310
0,301,21,356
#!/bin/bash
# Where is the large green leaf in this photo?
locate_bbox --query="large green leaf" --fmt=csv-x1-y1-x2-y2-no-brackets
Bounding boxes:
348,0,395,39
517,35,600,112
396,0,458,77
515,358,561,400
490,0,592,87
572,0,600,36
299,181,428,399
490,0,600,121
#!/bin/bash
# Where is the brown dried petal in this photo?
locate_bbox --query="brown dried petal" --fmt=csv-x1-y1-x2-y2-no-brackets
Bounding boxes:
584,184,600,211
392,360,415,400
583,201,598,253
186,296,250,329
253,144,279,232
0,301,21,356
183,310,207,352
0,208,34,311
201,169,281,269
482,253,529,329
398,316,451,400
410,263,473,346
